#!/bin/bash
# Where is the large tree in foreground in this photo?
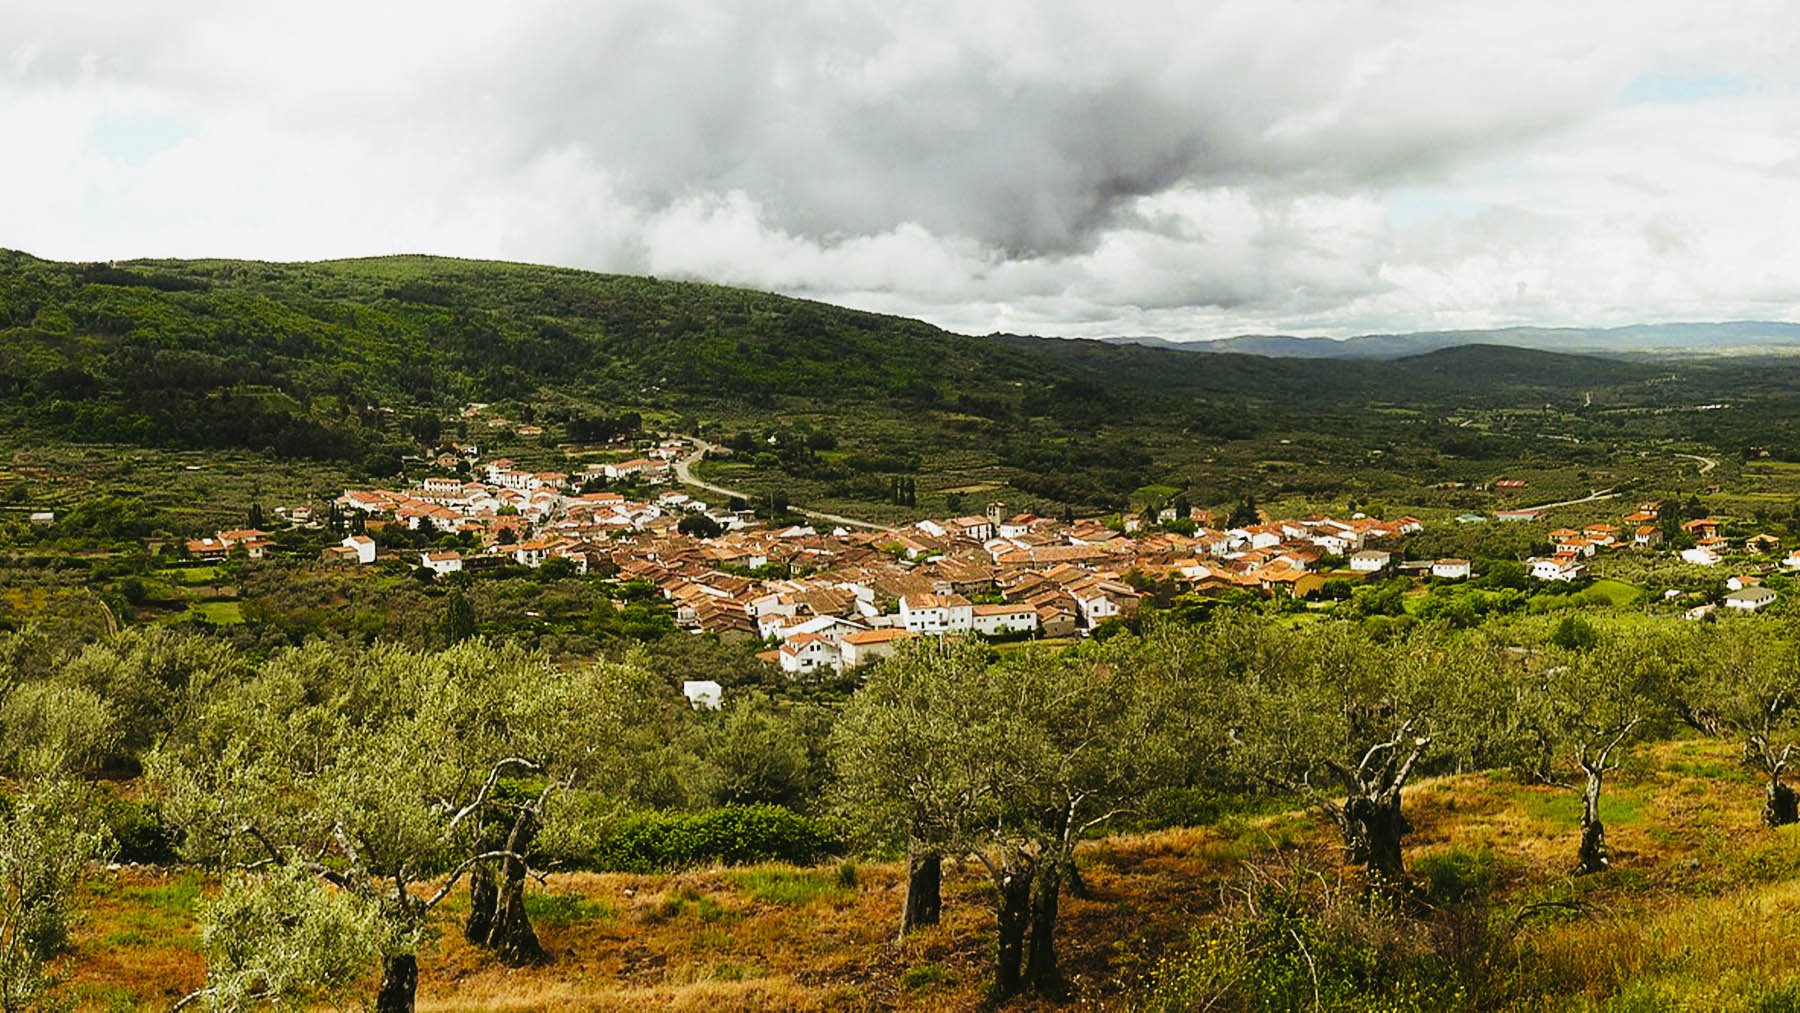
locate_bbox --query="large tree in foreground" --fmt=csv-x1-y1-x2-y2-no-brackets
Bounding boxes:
830,637,996,940
0,780,109,1013
0,630,115,1013
151,639,646,1011
832,636,1165,997
1534,623,1670,875
1235,621,1498,889
995,644,1168,993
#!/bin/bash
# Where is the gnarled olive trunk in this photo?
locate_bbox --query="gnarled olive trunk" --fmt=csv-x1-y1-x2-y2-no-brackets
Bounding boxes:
466,810,546,965
1063,857,1089,899
1324,728,1429,891
1577,769,1609,874
899,851,941,938
1334,791,1411,888
1766,777,1799,828
992,866,1034,999
465,863,497,944
1024,859,1062,992
376,953,418,1013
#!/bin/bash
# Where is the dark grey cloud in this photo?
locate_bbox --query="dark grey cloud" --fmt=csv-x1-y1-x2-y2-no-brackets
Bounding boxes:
6,1,1800,337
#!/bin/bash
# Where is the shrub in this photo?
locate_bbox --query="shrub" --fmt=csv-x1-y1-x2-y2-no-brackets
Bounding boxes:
98,794,178,865
1144,868,1492,1012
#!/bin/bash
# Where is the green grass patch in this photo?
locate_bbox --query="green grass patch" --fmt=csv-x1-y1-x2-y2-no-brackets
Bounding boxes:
1520,789,1646,829
184,601,243,625
522,890,615,927
83,871,207,950
725,867,850,906
900,963,959,990
1587,578,1649,607
158,565,222,585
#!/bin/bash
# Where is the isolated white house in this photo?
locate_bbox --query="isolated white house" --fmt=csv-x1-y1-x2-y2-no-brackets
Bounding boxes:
1680,546,1722,567
342,535,377,565
420,550,463,577
1430,559,1472,581
1349,550,1390,573
1725,586,1778,612
682,680,723,710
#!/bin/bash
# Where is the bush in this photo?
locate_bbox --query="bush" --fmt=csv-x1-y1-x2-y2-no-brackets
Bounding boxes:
1144,870,1491,1012
562,804,841,872
99,794,179,865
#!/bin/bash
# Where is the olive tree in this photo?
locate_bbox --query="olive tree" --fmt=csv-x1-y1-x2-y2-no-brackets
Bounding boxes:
151,638,629,1011
832,637,1167,998
830,637,995,939
462,648,667,965
56,627,242,770
0,632,116,1013
1235,621,1499,888
1668,622,1800,826
0,780,110,1013
175,863,379,1012
997,644,1169,993
1534,624,1670,874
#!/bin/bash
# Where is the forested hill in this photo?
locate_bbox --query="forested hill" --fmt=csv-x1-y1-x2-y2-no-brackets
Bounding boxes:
0,250,1682,471
1106,320,1800,359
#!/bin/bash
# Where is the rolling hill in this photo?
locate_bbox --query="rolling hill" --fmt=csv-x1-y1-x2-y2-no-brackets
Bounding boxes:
1101,321,1800,360
0,250,1766,517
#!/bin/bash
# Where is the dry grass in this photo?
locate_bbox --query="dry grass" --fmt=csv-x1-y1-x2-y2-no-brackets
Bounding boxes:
51,735,1800,1010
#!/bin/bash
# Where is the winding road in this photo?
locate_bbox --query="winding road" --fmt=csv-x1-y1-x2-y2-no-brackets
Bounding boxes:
672,438,895,532
1674,452,1718,475
1514,450,1719,513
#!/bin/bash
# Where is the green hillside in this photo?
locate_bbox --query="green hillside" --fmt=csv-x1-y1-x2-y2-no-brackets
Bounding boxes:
0,250,1772,519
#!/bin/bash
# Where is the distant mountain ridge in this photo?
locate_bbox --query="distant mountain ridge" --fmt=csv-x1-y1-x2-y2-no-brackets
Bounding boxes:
1097,322,1800,359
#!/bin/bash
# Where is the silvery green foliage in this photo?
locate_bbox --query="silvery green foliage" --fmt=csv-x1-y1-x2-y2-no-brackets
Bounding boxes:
0,779,110,1013
196,863,379,1012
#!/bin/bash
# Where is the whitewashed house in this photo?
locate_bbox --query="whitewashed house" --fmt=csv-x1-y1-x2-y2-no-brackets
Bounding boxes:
1430,559,1472,581
342,534,377,565
971,603,1040,637
1725,586,1778,612
898,593,975,634
778,633,841,676
420,550,463,577
839,628,917,667
1528,556,1583,582
682,680,723,710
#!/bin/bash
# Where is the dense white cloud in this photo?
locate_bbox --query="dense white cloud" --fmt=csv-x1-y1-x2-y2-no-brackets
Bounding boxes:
4,1,1800,339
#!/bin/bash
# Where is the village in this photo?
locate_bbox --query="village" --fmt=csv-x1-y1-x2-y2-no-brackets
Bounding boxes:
151,434,1446,673
134,437,1800,669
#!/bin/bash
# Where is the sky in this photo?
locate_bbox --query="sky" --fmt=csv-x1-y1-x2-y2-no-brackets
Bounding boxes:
5,2,1800,341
